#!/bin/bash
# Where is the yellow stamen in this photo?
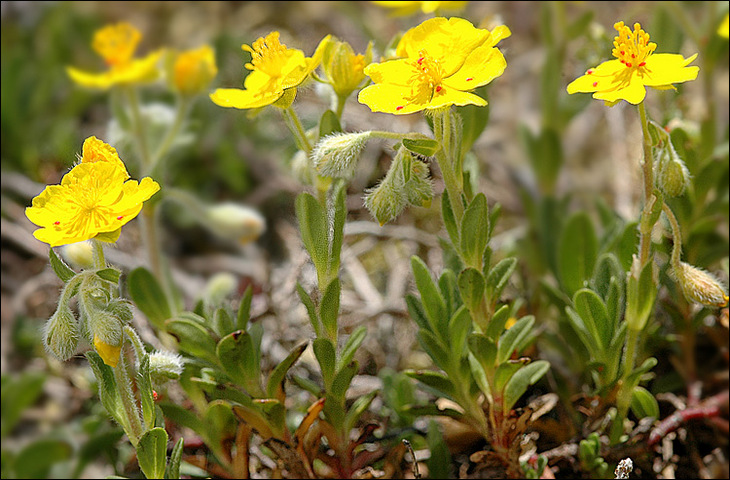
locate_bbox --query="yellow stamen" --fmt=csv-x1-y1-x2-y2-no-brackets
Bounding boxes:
612,21,656,69
243,32,289,77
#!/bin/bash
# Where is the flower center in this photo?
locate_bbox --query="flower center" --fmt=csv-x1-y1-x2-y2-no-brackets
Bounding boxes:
611,21,655,69
92,22,141,67
243,32,289,78
410,50,445,90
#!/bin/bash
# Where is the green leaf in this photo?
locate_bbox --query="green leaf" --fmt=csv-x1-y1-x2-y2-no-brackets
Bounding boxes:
426,418,453,480
166,437,185,479
165,317,218,365
405,370,456,401
460,193,489,268
565,307,602,358
486,257,517,304
441,192,460,247
85,352,126,429
137,427,169,480
319,109,342,137
625,257,657,331
485,304,511,341
96,267,121,284
410,256,447,337
458,267,485,317
468,353,491,397
402,137,441,157
417,328,450,372
573,289,611,351
267,341,308,399
237,285,254,331
494,359,527,393
296,283,320,336
128,267,172,330
558,212,598,296
295,193,328,275
406,294,431,333
468,333,497,376
158,402,205,435
448,306,472,359
137,355,156,429
343,390,377,434
497,316,535,364
330,361,358,401
213,308,235,337
313,338,336,390
338,326,367,371
438,269,459,320
328,181,347,276
14,439,72,479
290,374,323,397
1,371,46,438
630,386,659,420
216,331,261,396
49,248,75,282
502,360,550,412
319,278,341,340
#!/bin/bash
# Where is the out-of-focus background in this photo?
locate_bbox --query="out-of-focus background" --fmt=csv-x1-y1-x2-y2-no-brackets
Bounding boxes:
2,1,728,479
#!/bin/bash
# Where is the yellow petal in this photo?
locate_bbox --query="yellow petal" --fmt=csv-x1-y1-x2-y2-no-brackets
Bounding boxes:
592,74,647,105
425,87,487,109
640,53,699,87
94,335,121,368
363,59,416,86
210,87,283,109
566,60,624,94
81,136,128,176
443,45,506,90
358,83,425,114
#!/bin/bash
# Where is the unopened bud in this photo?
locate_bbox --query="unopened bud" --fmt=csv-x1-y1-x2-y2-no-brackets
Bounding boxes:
322,38,372,98
404,157,433,208
148,350,185,386
43,304,79,361
205,202,266,245
313,131,372,178
671,262,729,307
93,334,122,368
170,45,217,96
60,241,94,269
87,309,123,367
655,142,690,197
203,272,237,307
105,299,134,323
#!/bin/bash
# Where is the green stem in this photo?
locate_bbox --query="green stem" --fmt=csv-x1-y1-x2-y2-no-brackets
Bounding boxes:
335,94,347,119
124,86,152,167
663,203,683,270
281,106,312,155
91,239,107,270
149,95,192,177
433,108,464,222
114,342,144,445
637,102,655,267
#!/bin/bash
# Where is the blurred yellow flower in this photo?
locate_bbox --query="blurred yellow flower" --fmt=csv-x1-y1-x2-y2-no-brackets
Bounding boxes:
719,13,729,39
210,31,330,110
372,1,467,16
567,21,699,105
94,334,122,368
171,45,218,96
26,138,160,247
358,17,510,115
67,22,164,90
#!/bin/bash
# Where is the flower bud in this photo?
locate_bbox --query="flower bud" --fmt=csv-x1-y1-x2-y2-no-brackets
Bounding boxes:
671,262,729,307
313,131,372,178
93,334,122,368
170,45,217,96
205,202,266,245
203,272,238,308
105,299,134,323
656,143,690,197
148,350,185,386
60,240,94,269
87,308,123,367
322,38,372,98
43,304,79,361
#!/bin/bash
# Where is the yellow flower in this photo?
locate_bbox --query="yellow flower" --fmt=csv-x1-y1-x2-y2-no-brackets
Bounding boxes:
371,1,467,16
94,334,122,368
566,21,699,105
719,13,729,39
210,32,331,110
67,22,164,90
358,17,510,115
171,45,218,96
26,138,160,247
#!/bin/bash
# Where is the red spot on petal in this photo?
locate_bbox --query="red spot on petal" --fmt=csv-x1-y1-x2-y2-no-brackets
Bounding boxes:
631,53,636,58
466,77,473,81
54,221,61,225
620,50,625,55
592,81,598,87
586,69,593,75
639,61,646,67
626,63,632,67
396,106,404,111
117,216,123,220
436,86,443,92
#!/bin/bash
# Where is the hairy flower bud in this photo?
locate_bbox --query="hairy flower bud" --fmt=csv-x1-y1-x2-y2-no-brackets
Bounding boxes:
148,350,185,386
203,272,238,308
205,202,266,245
322,38,372,98
671,261,729,307
86,303,123,367
43,304,80,362
313,131,372,178
60,241,94,269
656,142,690,197
170,45,217,96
